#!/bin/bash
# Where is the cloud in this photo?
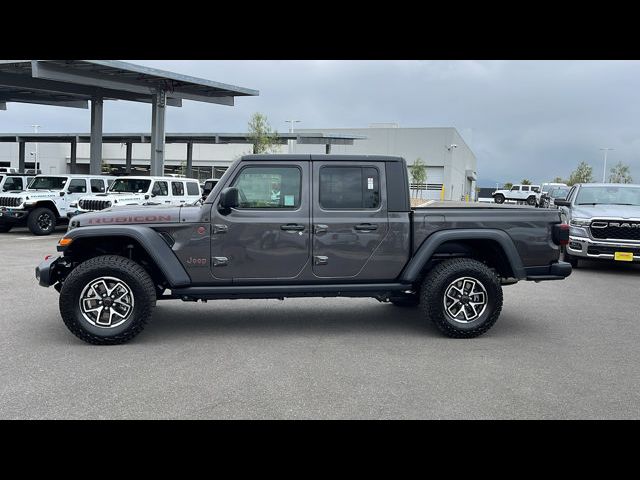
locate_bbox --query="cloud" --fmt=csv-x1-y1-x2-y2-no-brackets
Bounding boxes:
1,60,639,185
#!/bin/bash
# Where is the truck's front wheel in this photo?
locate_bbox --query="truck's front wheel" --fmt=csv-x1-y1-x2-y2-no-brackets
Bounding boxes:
27,207,57,235
59,255,157,345
421,258,503,338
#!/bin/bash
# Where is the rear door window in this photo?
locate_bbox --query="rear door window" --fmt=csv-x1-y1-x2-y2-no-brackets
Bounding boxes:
319,166,380,209
171,181,185,196
152,181,169,196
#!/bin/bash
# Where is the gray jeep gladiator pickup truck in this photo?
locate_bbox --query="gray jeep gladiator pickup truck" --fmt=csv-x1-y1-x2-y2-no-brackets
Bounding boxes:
36,155,571,344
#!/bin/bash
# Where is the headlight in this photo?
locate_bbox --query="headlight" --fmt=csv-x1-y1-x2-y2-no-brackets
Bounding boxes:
67,220,80,232
106,201,112,208
570,218,591,227
570,226,589,237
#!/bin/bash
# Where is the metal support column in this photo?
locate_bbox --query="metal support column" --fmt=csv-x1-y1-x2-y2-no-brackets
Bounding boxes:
150,90,166,177
125,142,132,174
186,142,193,178
18,140,25,172
90,97,104,175
325,144,331,154
70,138,77,174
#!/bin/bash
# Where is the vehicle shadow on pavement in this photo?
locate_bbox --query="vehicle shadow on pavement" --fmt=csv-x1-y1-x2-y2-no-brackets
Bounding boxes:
574,260,640,275
131,300,541,342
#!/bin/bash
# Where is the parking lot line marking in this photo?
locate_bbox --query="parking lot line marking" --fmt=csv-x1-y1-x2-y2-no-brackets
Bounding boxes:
15,236,62,241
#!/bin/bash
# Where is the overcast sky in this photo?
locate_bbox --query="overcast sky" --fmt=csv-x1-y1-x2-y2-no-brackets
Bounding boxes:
2,60,639,186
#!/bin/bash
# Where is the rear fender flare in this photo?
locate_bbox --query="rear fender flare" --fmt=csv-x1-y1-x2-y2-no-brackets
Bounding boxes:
399,229,526,282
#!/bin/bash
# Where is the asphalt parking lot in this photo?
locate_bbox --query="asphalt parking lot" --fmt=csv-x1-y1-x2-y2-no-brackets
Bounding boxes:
0,226,639,419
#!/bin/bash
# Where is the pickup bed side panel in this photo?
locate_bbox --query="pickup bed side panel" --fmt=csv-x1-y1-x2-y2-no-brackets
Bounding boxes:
411,207,562,269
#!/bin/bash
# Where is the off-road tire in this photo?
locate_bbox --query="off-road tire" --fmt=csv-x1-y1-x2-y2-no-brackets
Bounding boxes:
0,224,12,233
27,207,57,235
59,255,156,345
527,196,537,206
421,258,503,338
494,194,505,204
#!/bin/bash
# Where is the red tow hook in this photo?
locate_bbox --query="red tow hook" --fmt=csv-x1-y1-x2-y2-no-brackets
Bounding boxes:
44,254,53,260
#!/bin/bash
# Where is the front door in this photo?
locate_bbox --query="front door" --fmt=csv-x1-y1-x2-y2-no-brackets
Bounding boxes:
210,161,310,281
311,161,389,279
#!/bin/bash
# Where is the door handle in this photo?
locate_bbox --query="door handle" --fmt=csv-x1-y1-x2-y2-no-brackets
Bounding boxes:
314,224,328,234
354,223,378,231
280,224,305,232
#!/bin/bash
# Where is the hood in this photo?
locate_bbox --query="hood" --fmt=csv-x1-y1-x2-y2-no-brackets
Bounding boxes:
80,192,148,203
0,190,58,199
72,204,185,227
71,204,205,226
572,204,640,220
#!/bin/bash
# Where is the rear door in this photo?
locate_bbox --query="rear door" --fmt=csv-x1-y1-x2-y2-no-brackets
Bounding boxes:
311,160,389,278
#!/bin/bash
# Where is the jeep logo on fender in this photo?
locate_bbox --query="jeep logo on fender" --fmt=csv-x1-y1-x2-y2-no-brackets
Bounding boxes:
87,215,173,224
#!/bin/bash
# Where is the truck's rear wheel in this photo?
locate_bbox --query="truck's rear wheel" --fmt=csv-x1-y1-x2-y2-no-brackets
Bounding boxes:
421,258,503,338
494,194,505,204
59,255,156,345
28,207,57,235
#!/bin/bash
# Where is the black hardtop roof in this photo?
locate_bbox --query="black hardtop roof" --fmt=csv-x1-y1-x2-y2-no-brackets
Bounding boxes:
241,154,405,162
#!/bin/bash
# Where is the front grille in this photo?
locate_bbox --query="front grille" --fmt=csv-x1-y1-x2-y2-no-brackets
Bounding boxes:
0,197,20,207
588,245,640,256
79,199,110,211
590,220,640,241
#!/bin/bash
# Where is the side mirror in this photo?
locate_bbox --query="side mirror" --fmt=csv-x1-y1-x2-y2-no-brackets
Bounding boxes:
554,199,570,207
219,187,239,210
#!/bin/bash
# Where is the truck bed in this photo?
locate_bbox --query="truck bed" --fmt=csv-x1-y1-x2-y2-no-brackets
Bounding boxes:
411,202,563,267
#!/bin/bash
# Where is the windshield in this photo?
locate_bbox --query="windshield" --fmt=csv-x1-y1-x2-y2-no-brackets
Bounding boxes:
575,186,640,206
108,179,152,193
550,187,570,198
28,176,68,190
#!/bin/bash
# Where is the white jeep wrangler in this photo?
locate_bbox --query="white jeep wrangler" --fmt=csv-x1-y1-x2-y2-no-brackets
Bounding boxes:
0,174,113,234
492,184,541,206
70,176,202,217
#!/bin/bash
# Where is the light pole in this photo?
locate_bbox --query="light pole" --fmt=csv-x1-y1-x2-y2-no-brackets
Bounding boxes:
447,144,458,200
600,147,613,183
285,120,301,153
32,124,41,173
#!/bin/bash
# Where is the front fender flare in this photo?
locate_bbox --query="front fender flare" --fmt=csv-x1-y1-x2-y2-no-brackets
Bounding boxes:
62,225,191,288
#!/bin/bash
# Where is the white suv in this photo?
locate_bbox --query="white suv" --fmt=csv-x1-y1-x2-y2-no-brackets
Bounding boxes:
492,184,541,206
0,174,113,234
70,176,202,216
0,173,36,193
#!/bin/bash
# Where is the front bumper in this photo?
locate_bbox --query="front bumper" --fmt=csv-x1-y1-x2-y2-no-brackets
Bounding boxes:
567,235,640,262
0,207,28,224
35,255,64,287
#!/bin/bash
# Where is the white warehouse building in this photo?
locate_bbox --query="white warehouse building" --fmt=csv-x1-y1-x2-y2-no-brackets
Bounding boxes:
0,125,476,201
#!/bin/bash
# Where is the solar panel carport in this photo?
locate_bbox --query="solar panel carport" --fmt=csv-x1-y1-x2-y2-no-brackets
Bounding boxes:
0,60,259,175
0,132,367,177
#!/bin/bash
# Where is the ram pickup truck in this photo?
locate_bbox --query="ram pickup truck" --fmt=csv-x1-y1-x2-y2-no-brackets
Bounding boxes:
555,183,640,266
36,155,572,345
